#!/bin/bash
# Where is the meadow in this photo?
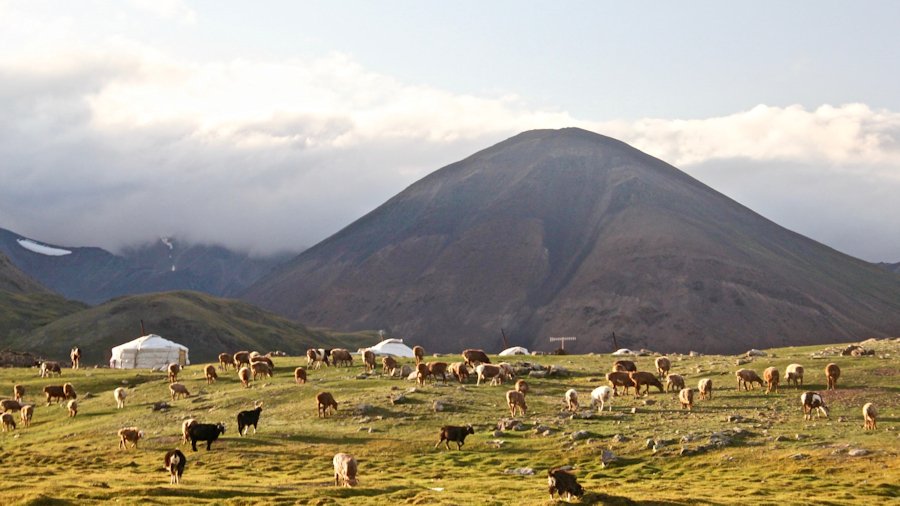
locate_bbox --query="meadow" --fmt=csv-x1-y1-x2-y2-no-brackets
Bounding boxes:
0,340,897,505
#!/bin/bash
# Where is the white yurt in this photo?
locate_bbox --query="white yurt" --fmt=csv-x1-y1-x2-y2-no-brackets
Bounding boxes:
365,338,415,358
109,334,190,369
499,346,530,356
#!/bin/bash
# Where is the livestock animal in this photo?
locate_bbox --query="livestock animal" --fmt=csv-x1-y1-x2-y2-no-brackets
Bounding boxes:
548,467,584,501
205,364,218,384
333,453,359,487
63,382,77,400
164,449,186,484
43,385,66,405
67,399,78,417
1,412,15,431
330,349,353,367
238,366,252,388
435,424,475,450
20,405,33,427
40,361,61,378
825,363,841,391
250,361,272,380
591,386,613,413
0,399,23,413
655,356,671,378
462,349,490,368
800,391,829,420
606,371,636,396
475,364,505,386
169,383,191,400
679,388,694,410
13,384,24,402
250,355,274,369
629,371,664,396
363,350,376,373
316,392,338,418
565,388,579,412
118,427,144,449
237,404,263,436
497,362,516,380
218,352,233,370
294,366,307,384
665,374,685,392
70,347,81,369
188,422,226,451
515,379,529,396
863,403,877,430
306,349,330,369
427,362,449,383
415,363,430,386
114,387,127,409
449,362,470,383
413,345,425,365
167,363,181,383
785,364,805,387
698,378,713,400
181,419,197,446
234,351,252,369
612,360,637,372
506,390,527,416
735,369,764,391
381,356,398,376
763,367,780,395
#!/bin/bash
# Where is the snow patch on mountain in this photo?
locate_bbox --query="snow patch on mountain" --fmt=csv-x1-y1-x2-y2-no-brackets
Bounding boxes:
17,238,72,256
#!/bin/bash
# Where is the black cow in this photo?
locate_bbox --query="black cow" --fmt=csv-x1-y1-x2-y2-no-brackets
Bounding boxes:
548,467,584,501
434,425,475,450
188,422,226,451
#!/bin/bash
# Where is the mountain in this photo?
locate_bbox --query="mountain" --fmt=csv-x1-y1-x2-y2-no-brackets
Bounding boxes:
244,128,900,354
12,291,375,364
877,262,900,274
0,229,292,304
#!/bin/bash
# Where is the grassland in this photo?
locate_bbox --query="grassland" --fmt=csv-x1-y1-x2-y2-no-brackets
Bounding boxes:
0,341,897,505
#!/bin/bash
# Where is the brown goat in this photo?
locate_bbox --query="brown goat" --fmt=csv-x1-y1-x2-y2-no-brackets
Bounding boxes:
763,367,779,394
413,345,425,365
363,350,376,373
655,357,671,378
862,403,877,430
506,390,527,416
381,356,398,376
218,352,233,370
294,366,307,384
415,363,430,386
238,366,252,388
234,351,252,369
698,378,713,400
43,385,66,405
13,384,24,403
679,388,694,410
515,379,529,396
449,362,470,383
606,371,636,396
612,360,637,372
427,362,449,383
167,363,180,383
629,371,664,396
825,363,841,391
205,364,218,384
462,349,490,368
735,369,764,391
665,374,685,392
316,392,338,417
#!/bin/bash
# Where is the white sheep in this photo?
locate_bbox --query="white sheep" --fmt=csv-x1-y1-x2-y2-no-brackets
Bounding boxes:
333,453,359,487
590,386,612,413
862,403,877,430
114,387,127,409
564,388,579,412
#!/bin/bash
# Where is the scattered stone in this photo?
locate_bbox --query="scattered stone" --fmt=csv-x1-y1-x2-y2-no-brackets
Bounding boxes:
848,449,870,457
745,349,767,357
558,465,574,471
689,351,701,357
571,430,590,441
503,468,535,476
355,374,369,380
542,429,553,437
357,427,370,432
838,416,847,422
486,440,506,448
493,430,505,438
631,408,638,414
389,394,406,405
601,449,617,467
735,358,750,365
679,448,696,457
432,400,445,412
612,434,629,443
643,399,656,406
646,438,655,449
709,432,733,447
151,402,170,411
367,428,377,433
680,434,697,443
533,425,550,434
497,418,523,431
355,404,374,415
407,371,418,381
727,415,745,423
82,392,95,399
795,434,807,440
775,435,789,442
399,365,413,377
529,370,548,378
405,387,418,394
548,365,569,376
789,453,809,460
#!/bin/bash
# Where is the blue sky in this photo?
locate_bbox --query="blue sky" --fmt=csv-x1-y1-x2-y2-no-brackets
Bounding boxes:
1,1,899,261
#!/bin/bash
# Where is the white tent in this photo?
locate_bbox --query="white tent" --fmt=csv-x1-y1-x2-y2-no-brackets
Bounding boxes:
365,338,415,358
611,348,636,356
499,346,530,356
109,334,190,369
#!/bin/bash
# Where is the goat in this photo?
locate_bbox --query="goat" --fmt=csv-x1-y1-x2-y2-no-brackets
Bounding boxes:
785,364,805,387
218,352,233,370
665,374,685,392
413,345,425,365
238,366,252,388
548,467,584,501
1,412,16,431
205,364,218,384
39,361,61,378
70,347,81,369
362,350,376,373
800,391,829,420
564,388,579,412
679,388,694,410
763,367,779,395
427,362,449,383
612,360,637,372
333,453,359,487
67,399,78,417
0,399,23,413
188,422,226,451
381,356,398,376
167,363,181,383
435,424,474,450
13,384,24,403
250,361,272,380
250,355,274,369
506,390,527,416
118,427,144,449
655,356,671,378
20,405,33,427
316,392,338,418
181,419,197,446
497,362,516,380
164,449,186,484
330,349,353,367
698,378,713,400
63,382,77,400
862,403,877,430
449,362,470,383
462,349,490,368
294,366,307,384
306,349,330,369
591,385,613,412
415,363,430,386
114,387,127,409
606,371,636,396
169,383,191,400
735,369,764,391
629,371,664,396
237,404,263,436
43,385,66,405
825,363,841,391
475,364,505,385
515,379,529,396
234,351,252,369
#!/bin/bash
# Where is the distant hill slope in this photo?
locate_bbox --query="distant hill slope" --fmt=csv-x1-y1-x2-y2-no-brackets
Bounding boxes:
14,291,375,364
0,229,292,304
244,128,900,354
877,262,900,274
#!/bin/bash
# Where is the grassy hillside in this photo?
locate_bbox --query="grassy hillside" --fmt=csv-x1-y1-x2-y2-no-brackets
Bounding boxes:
0,340,896,505
11,291,377,364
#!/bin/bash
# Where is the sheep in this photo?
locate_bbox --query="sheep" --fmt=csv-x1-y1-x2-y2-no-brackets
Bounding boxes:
218,352,233,370
462,349,490,368
591,386,613,413
43,385,66,405
167,363,181,383
435,424,474,450
506,390,527,416
164,449,186,484
205,364,218,384
413,345,425,365
306,349,330,369
330,349,353,367
415,363,430,386
606,371,636,396
696,378,713,401
497,362,516,380
63,382,77,400
67,399,78,417
629,371,665,396
114,387,127,409
862,403,877,430
763,367,780,395
249,351,261,360
735,369,764,391
612,359,637,372
237,404,263,436
13,384,24,403
785,364,805,387
20,405,33,427
251,361,272,380
118,427,144,449
234,351,252,369
39,361,62,378
427,362,449,383
515,379,529,396
679,388,694,410
169,383,191,400
70,347,82,369
238,366,252,388
655,356,671,378
333,453,359,487
250,355,274,370
362,350,376,373
181,419,197,446
316,392,338,418
187,422,226,451
449,362,470,383
825,363,841,391
665,374,685,392
381,356,398,376
800,391,829,420
564,388,579,412
475,364,505,386
0,399,23,413
1,412,16,431
548,467,584,501
294,366,307,384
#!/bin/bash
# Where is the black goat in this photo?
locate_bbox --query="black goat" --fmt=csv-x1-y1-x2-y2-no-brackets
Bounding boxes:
164,449,186,484
237,405,263,436
188,422,226,451
434,424,475,450
548,467,584,501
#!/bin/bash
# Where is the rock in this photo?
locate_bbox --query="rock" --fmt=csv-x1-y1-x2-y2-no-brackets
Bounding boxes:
368,428,376,433
355,374,369,380
571,430,590,441
355,404,374,415
789,453,809,460
503,468,535,476
631,407,638,414
486,440,506,448
643,399,656,406
646,438,655,449
357,427,370,432
727,415,745,423
389,394,406,405
405,387,418,394
548,365,569,376
529,370,548,378
82,392,95,399
848,449,870,456
558,465,574,471
612,434,629,443
680,434,697,443
399,365,413,377
432,400,445,412
497,418,523,431
795,434,807,440
601,449,617,467
533,425,550,434
151,402,170,411
407,371,418,381
775,435,789,442
542,429,553,436
838,416,847,422
679,448,696,457
689,351,701,357
745,349,767,357
735,358,750,365
709,432,733,447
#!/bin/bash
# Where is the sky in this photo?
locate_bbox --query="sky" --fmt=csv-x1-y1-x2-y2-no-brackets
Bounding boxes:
1,1,899,261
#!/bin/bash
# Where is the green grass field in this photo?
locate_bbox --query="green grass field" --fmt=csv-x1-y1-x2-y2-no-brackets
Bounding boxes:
0,341,897,505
